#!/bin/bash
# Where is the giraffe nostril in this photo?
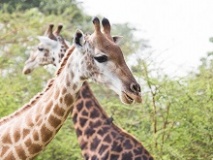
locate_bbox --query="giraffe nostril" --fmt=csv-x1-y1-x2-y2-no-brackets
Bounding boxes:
130,83,141,93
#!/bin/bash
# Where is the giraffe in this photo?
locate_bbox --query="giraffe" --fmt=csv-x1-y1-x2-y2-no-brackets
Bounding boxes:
22,24,68,74
23,22,154,159
0,17,142,160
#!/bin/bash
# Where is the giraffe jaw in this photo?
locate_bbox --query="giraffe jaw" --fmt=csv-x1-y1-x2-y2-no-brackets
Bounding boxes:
121,91,142,104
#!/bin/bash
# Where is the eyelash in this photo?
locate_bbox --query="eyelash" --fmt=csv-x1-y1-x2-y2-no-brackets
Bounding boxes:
94,55,108,63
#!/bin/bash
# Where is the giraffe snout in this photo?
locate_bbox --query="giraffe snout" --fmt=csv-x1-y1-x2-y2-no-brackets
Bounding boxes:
130,82,141,93
120,82,142,104
125,82,142,103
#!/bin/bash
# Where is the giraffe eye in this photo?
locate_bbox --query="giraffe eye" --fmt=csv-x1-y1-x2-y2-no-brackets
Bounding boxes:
38,47,44,51
94,55,108,63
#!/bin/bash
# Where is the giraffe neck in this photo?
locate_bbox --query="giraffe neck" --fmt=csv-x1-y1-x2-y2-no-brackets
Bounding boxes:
47,35,67,68
55,35,69,66
72,82,154,160
0,46,85,159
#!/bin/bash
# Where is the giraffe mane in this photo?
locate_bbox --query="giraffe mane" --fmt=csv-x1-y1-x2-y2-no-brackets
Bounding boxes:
56,45,75,76
0,79,54,125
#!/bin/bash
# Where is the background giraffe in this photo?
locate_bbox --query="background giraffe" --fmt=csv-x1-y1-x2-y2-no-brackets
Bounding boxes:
0,17,142,159
23,22,154,159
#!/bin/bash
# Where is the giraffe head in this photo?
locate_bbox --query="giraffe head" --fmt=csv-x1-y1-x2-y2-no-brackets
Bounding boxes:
72,17,142,104
22,24,67,74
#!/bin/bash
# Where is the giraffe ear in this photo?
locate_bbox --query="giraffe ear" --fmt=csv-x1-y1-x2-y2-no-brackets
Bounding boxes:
37,36,58,47
112,36,123,45
74,30,84,47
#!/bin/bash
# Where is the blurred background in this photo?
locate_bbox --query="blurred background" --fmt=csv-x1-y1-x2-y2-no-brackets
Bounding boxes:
0,0,212,159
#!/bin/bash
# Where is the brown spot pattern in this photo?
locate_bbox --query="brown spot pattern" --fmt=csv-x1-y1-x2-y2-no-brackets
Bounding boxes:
33,130,39,141
53,104,65,117
16,145,27,159
45,101,53,114
24,138,32,146
28,143,42,154
62,87,67,95
48,115,62,128
40,125,53,142
4,153,16,160
2,130,12,144
13,128,21,143
1,146,9,157
64,93,74,106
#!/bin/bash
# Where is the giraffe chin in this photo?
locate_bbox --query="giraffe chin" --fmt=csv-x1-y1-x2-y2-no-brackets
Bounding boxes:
23,68,32,74
121,91,142,104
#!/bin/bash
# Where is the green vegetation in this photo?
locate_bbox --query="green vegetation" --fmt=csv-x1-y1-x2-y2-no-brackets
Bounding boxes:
0,1,212,159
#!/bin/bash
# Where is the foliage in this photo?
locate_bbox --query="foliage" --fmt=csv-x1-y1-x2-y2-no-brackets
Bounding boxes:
0,1,212,159
130,51,213,159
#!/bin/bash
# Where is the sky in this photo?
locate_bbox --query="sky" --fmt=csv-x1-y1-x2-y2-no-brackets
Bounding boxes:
81,0,213,77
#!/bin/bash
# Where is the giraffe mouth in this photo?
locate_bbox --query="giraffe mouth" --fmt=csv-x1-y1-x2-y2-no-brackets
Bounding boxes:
23,68,32,74
121,91,142,104
125,92,134,101
121,92,134,104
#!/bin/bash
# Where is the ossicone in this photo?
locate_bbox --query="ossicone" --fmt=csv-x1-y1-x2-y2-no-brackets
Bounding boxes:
92,17,101,33
45,24,57,41
54,24,63,36
74,30,84,47
102,17,111,35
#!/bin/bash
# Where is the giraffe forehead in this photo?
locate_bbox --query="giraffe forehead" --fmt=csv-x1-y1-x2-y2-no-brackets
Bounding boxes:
89,35,123,58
